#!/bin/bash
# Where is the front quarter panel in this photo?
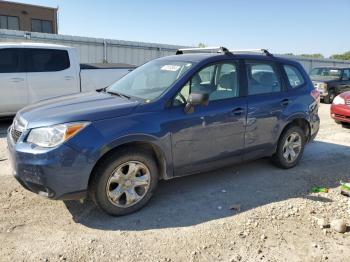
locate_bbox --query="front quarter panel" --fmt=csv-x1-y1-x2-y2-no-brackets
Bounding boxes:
66,110,173,180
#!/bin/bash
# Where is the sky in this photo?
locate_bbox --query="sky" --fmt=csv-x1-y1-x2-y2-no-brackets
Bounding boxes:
5,0,350,57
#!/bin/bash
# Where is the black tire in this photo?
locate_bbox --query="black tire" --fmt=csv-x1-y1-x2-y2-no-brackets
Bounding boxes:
90,147,158,216
271,125,306,169
324,90,336,104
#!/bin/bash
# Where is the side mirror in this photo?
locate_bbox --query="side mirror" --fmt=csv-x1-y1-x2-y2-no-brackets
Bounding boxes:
184,92,209,113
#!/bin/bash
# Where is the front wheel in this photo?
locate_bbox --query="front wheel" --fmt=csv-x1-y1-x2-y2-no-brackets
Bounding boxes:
90,148,158,216
271,126,306,169
324,90,336,104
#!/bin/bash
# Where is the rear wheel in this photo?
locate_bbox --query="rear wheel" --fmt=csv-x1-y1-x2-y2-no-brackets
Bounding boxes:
324,90,336,104
271,126,306,169
90,148,158,216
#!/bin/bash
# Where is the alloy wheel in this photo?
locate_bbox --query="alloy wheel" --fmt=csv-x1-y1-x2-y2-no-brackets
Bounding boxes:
106,161,151,208
282,132,302,163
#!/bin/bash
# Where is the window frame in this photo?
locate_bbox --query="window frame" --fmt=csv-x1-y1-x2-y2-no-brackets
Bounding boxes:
171,60,242,107
0,15,20,30
282,63,307,89
31,18,53,33
244,59,286,97
24,48,71,73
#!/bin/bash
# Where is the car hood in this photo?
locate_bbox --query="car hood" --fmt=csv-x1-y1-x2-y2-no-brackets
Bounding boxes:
339,91,350,99
18,91,140,129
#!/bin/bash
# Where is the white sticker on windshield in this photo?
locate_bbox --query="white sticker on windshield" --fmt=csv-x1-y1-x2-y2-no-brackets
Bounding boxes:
161,65,181,72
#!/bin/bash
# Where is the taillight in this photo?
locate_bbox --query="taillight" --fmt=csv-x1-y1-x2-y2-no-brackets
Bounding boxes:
311,89,320,104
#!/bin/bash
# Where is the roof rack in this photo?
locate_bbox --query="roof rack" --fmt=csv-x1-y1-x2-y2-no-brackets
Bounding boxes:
175,47,273,57
176,46,231,55
229,49,273,56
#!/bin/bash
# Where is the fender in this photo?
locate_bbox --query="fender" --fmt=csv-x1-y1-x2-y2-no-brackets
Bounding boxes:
98,133,174,179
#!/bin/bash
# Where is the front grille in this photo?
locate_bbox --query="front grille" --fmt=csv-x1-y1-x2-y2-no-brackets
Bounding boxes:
11,126,22,143
346,100,350,107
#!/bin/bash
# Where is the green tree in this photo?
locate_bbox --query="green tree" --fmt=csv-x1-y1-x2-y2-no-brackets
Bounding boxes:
198,43,207,48
300,53,324,59
330,51,350,60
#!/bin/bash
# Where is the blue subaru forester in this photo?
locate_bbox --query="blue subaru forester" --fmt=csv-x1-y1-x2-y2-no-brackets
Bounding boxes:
8,47,320,215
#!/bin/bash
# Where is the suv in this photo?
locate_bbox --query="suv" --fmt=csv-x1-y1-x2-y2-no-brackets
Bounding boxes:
310,67,350,103
7,47,320,216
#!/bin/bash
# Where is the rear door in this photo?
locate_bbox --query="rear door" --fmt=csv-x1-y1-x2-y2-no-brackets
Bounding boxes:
25,48,80,104
244,60,288,160
0,48,28,116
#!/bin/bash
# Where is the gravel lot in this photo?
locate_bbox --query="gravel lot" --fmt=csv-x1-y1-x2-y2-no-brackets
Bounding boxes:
0,104,349,262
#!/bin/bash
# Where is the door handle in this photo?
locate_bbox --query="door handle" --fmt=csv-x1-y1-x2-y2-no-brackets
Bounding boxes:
11,78,25,82
64,76,74,80
232,108,244,115
280,99,289,107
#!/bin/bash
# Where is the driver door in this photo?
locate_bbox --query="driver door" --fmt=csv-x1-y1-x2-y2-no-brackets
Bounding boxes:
165,61,247,176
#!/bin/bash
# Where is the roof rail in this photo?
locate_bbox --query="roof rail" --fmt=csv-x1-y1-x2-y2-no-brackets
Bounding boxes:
229,49,273,56
176,46,231,55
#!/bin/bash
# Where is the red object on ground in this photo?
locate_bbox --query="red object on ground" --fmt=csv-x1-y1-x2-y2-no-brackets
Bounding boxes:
330,91,350,123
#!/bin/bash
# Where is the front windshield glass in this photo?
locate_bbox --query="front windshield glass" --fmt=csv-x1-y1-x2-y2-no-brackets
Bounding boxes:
310,68,342,81
108,60,193,100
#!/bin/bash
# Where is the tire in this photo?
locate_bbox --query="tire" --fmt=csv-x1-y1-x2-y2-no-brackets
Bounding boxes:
90,147,158,216
324,90,336,104
271,125,306,169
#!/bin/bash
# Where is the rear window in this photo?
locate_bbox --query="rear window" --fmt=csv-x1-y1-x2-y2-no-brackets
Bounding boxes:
0,48,21,73
283,65,305,88
27,49,70,72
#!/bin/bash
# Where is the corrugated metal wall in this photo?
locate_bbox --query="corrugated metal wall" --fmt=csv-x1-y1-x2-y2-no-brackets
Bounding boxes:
279,55,350,73
0,29,182,65
1,29,350,71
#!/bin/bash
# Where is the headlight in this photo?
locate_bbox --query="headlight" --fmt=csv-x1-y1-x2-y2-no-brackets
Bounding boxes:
27,122,90,148
333,95,345,105
319,83,327,90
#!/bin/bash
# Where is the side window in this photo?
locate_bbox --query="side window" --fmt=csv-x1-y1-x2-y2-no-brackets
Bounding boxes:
246,61,282,95
0,48,21,73
343,69,350,80
283,64,305,88
27,49,70,72
173,62,239,105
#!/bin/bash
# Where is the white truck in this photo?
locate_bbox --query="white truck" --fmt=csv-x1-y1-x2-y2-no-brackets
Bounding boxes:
0,43,135,117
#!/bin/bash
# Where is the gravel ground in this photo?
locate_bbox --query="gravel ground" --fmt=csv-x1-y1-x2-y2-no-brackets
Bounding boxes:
0,104,349,262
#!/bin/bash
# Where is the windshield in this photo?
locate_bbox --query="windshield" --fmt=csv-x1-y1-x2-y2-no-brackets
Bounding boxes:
310,68,342,81
107,60,193,100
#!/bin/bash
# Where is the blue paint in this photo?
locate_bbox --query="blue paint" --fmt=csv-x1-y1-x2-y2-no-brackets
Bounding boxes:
7,53,320,200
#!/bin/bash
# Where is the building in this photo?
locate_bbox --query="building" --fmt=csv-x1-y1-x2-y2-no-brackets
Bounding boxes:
0,0,58,34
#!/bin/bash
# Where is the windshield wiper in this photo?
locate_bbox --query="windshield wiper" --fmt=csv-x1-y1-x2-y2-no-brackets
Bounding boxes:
96,86,108,92
107,91,131,99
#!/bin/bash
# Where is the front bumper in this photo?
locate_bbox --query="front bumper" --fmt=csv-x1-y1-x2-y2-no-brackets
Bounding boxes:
7,128,93,200
331,104,350,123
